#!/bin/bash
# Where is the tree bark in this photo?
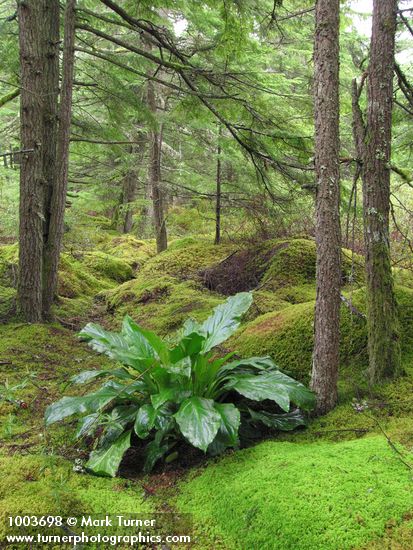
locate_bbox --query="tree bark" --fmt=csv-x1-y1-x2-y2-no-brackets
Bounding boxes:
310,0,341,414
17,0,52,321
121,171,138,233
214,125,222,245
147,79,167,253
362,0,401,382
43,0,76,318
42,0,60,251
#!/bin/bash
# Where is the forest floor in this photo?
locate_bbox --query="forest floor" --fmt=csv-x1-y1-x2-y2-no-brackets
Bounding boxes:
1,233,413,549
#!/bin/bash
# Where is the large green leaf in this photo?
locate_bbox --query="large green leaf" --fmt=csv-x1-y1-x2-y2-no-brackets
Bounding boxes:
86,430,131,477
201,292,253,352
180,318,203,337
100,406,138,447
143,420,175,472
75,413,99,438
226,370,315,412
79,323,155,370
151,387,191,409
170,332,206,362
45,382,124,425
218,356,277,375
211,402,241,453
134,404,157,438
143,436,173,473
214,403,240,446
270,372,316,411
164,357,192,378
71,367,134,385
175,397,221,451
225,372,291,411
247,408,307,431
122,316,169,362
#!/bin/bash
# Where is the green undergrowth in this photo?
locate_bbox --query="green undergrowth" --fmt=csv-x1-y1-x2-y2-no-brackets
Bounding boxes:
101,241,235,332
103,275,224,334
139,241,236,280
233,286,413,384
261,239,365,291
0,242,139,322
0,323,111,454
97,234,156,268
0,454,151,539
2,235,413,550
175,436,413,550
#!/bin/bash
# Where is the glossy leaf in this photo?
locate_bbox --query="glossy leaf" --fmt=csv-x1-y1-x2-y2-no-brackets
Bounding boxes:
122,316,168,362
79,323,154,370
175,397,221,451
134,404,157,438
247,408,307,431
218,356,277,375
225,372,291,411
75,413,99,439
226,370,315,412
86,430,131,477
151,387,191,409
45,382,124,425
201,292,253,352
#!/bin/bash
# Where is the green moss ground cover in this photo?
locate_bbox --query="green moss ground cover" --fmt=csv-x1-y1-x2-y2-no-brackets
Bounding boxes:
2,237,413,549
0,455,151,539
176,437,413,550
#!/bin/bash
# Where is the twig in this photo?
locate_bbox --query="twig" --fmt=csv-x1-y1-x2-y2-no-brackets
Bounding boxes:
340,294,366,319
367,413,413,471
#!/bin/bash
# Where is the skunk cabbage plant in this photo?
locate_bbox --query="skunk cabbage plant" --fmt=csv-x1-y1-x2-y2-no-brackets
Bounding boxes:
45,292,315,476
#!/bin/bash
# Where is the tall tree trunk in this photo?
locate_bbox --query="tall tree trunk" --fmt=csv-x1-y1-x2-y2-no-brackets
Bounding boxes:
17,0,54,321
362,0,401,382
120,139,145,234
42,0,60,251
147,80,167,253
310,0,341,414
43,0,76,318
214,126,222,245
121,171,137,233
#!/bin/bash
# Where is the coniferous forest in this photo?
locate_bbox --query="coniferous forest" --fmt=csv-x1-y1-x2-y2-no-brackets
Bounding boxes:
1,0,413,548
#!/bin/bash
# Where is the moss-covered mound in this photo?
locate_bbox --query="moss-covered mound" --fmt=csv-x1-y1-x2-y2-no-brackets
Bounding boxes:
101,241,237,332
176,436,413,550
82,251,133,283
0,243,138,322
140,241,236,281
233,286,413,383
104,275,224,334
57,255,113,299
98,234,156,268
0,455,151,539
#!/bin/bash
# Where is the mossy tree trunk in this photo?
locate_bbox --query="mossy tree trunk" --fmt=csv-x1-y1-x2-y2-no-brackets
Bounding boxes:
362,0,401,383
17,0,59,322
41,0,60,259
310,0,341,414
121,171,138,234
43,0,76,319
120,137,146,234
214,126,222,246
147,79,167,253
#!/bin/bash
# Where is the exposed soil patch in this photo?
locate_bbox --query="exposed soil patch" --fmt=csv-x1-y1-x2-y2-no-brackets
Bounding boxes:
200,242,289,295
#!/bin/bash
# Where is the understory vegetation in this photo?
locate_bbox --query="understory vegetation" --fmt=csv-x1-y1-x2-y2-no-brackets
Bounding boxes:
2,235,413,548
1,0,413,548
